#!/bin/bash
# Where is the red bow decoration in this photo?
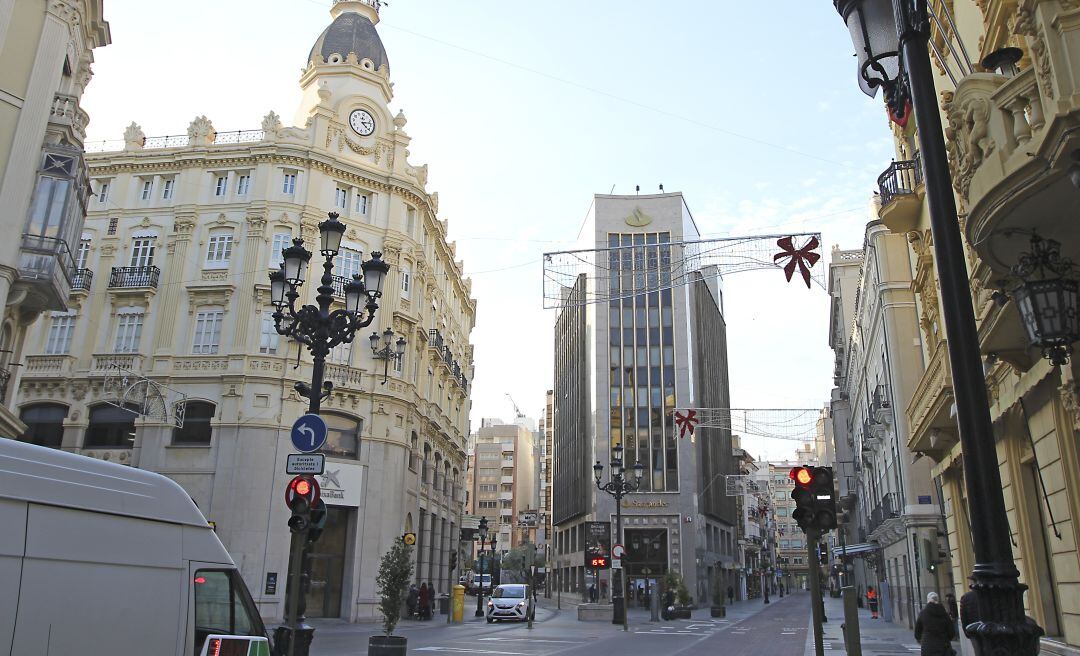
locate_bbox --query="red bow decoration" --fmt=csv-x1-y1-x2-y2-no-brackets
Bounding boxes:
774,235,821,289
673,409,699,439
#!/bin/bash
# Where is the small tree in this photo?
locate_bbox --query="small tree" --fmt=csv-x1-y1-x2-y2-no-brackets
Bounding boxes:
375,537,414,636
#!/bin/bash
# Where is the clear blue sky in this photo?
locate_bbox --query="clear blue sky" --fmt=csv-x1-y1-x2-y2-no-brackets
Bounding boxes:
83,0,894,461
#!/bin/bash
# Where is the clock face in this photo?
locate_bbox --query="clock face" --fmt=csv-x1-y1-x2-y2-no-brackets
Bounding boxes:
349,109,375,136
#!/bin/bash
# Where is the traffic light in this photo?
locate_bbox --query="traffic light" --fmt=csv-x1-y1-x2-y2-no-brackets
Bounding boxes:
285,475,320,534
449,550,458,572
811,467,837,531
307,499,328,543
790,466,816,532
789,466,837,534
818,542,828,562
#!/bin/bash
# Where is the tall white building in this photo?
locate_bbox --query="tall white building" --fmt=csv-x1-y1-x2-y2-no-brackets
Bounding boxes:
11,0,475,623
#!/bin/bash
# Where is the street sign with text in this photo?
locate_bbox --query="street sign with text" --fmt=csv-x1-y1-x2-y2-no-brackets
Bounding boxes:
286,453,326,475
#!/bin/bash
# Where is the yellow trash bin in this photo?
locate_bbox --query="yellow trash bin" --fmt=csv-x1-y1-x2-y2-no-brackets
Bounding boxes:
452,585,466,623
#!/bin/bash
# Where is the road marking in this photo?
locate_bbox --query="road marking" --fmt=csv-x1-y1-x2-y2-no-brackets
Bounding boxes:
634,630,711,636
414,648,529,655
477,638,582,645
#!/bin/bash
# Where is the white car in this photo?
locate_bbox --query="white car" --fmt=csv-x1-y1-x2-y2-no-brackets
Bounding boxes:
486,584,535,623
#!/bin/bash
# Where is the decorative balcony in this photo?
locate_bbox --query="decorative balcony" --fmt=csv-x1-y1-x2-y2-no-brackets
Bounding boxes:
49,93,89,143
906,344,959,457
71,268,93,293
330,275,348,299
18,234,75,311
951,11,1080,282
91,353,145,375
428,329,444,350
109,266,160,290
23,355,77,378
876,153,924,234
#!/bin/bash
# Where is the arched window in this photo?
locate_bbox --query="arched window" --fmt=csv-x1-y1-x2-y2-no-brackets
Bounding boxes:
85,403,139,449
422,443,432,482
443,462,451,495
19,403,67,448
409,431,419,471
172,401,216,445
323,413,362,458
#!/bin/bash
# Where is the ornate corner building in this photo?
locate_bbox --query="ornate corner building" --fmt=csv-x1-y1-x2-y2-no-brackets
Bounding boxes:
866,1,1080,651
9,0,475,623
0,1,110,437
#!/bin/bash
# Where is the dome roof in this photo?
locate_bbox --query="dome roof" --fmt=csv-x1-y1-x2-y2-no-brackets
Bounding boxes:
308,11,388,71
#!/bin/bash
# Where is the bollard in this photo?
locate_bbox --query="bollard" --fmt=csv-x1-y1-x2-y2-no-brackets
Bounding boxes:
451,585,465,624
841,586,862,656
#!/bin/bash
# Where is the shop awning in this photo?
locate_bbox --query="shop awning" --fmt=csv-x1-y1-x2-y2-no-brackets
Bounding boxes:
832,542,879,558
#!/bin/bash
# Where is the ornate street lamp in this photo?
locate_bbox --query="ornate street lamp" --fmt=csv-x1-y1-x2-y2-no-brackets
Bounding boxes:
475,517,489,618
1009,233,1079,366
594,443,644,631
370,327,407,384
269,211,390,656
832,2,1043,653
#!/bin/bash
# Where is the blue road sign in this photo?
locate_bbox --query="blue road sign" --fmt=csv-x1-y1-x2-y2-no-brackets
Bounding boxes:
291,414,327,453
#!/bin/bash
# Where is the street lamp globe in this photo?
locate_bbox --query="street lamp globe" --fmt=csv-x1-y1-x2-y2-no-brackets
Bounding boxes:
344,275,366,315
634,461,645,483
593,460,604,484
282,238,311,286
479,517,488,540
834,0,900,98
611,443,624,477
381,327,394,348
362,252,390,297
270,267,288,308
368,331,381,352
318,212,346,256
395,336,407,357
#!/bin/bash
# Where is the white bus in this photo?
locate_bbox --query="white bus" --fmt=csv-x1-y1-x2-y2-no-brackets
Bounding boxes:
0,439,269,655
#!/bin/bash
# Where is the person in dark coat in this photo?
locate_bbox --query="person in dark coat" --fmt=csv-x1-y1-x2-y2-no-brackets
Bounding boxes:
418,583,431,620
727,586,734,605
914,592,957,656
406,584,419,619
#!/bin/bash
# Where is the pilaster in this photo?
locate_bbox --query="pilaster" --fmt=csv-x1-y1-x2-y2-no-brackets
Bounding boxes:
153,213,195,352
233,211,267,350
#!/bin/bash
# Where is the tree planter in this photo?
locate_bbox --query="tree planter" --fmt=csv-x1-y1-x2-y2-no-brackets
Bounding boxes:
368,635,407,656
661,605,693,620
710,605,726,618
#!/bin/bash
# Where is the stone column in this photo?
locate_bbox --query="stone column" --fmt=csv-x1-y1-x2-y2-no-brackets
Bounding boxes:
416,508,427,585
232,211,266,350
153,213,195,353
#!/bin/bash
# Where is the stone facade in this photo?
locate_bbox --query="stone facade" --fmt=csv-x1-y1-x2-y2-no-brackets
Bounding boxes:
0,1,109,438
10,0,474,624
869,1,1080,651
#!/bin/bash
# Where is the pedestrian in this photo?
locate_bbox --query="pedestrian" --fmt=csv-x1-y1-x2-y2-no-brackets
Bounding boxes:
727,585,734,605
945,592,958,623
406,584,419,619
959,588,979,637
914,592,957,656
418,582,431,620
867,586,879,619
588,583,597,603
427,582,436,618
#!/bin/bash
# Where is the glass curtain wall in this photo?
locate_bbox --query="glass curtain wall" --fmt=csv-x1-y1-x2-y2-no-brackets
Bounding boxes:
608,232,676,491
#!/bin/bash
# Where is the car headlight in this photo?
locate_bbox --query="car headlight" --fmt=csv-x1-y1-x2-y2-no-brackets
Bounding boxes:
487,601,493,607
517,601,526,607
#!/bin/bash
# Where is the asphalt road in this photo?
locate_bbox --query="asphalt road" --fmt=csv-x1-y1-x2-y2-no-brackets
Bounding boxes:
310,591,812,656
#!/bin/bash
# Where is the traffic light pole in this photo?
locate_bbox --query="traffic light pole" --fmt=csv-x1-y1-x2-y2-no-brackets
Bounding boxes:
807,530,825,656
278,529,308,656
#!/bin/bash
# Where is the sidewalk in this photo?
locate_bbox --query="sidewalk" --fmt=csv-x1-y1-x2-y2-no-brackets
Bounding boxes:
805,593,960,655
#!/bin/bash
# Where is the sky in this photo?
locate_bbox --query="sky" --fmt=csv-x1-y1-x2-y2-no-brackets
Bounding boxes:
81,0,895,462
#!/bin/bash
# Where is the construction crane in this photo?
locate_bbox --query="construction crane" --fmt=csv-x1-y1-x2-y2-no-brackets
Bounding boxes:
505,393,526,422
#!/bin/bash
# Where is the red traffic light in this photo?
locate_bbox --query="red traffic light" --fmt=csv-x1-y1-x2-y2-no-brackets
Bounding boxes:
285,475,320,508
790,466,813,488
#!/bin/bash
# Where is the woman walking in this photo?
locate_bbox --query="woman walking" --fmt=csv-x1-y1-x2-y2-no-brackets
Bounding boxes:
914,592,957,656
418,582,431,620
867,586,879,619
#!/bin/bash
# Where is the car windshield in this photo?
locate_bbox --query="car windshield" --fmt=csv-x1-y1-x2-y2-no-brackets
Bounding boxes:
493,586,525,599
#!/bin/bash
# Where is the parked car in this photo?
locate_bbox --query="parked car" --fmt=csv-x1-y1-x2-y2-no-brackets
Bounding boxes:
486,584,535,623
467,572,492,595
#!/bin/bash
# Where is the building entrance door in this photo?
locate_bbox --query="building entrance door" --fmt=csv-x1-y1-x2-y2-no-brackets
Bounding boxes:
304,506,350,618
624,527,667,607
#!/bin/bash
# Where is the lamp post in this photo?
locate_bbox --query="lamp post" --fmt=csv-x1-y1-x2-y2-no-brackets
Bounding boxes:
593,444,644,631
370,327,407,384
475,517,488,618
1008,233,1079,366
269,211,389,656
832,2,1043,653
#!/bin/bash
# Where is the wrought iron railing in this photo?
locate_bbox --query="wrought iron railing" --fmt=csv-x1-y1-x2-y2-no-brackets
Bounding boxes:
877,152,923,207
331,275,348,298
867,493,899,535
71,268,93,291
109,265,160,288
0,367,11,400
428,329,444,349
